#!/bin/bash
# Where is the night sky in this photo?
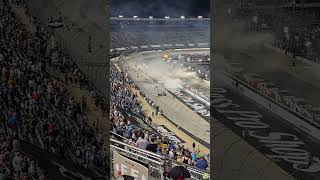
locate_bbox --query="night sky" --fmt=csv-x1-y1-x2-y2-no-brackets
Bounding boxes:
110,0,210,18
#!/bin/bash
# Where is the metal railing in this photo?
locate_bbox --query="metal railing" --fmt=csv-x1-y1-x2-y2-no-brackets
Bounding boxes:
111,138,164,179
110,138,210,180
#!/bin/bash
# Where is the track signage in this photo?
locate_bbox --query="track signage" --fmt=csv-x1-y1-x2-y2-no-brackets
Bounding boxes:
113,151,149,180
212,87,320,175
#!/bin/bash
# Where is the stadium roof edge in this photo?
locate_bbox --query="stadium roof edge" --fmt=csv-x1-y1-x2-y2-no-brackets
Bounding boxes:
110,17,210,21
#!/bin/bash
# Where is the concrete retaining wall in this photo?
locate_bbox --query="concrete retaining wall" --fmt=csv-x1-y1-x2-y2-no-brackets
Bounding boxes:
215,72,320,142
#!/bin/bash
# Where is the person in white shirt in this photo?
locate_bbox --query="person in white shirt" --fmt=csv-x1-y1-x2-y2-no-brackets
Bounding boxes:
136,134,149,150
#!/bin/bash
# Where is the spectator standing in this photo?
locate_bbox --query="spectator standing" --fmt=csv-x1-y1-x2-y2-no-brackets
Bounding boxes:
136,134,148,150
196,154,208,170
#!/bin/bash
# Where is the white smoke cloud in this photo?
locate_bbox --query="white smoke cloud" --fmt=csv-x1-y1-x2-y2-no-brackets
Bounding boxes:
135,54,198,90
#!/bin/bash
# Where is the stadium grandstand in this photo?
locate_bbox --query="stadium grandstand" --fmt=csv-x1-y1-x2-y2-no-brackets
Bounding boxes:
110,21,210,180
110,18,209,48
0,0,109,179
235,0,320,63
0,0,211,179
212,1,320,180
110,0,210,179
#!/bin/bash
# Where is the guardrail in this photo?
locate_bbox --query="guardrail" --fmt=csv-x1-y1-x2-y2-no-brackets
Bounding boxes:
215,72,320,142
110,138,210,180
264,43,320,66
111,138,165,180
110,43,210,53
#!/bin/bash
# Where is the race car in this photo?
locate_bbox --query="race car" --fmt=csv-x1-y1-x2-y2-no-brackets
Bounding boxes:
158,92,167,96
163,54,169,61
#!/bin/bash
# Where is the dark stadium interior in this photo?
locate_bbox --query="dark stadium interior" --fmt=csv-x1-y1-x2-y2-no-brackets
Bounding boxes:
3,0,320,180
110,20,210,48
213,0,320,180
110,0,210,18
0,0,109,179
110,0,211,179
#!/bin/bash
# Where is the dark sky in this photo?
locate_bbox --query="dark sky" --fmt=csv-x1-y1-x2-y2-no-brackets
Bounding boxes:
110,0,210,17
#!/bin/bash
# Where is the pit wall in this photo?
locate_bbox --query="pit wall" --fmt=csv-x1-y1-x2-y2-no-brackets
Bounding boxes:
215,72,320,142
111,43,210,53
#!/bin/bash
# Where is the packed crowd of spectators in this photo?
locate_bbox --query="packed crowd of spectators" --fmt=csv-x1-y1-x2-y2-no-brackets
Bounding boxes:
0,2,107,176
181,54,210,62
0,135,47,180
273,25,320,63
239,8,320,63
177,54,210,81
110,65,144,117
110,65,209,171
110,20,209,48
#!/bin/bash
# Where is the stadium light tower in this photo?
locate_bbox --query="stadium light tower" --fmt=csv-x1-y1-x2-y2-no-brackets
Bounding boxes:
198,16,203,19
181,16,185,19
165,16,170,19
118,15,123,18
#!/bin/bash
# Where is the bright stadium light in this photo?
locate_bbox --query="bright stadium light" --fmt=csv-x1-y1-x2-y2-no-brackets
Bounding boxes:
149,16,153,19
133,16,138,18
181,16,185,19
189,66,191,69
198,16,203,19
118,15,123,18
199,70,201,73
205,74,208,77
165,16,170,19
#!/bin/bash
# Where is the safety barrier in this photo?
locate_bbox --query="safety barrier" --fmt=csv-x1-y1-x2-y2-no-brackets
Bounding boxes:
215,71,320,142
110,138,210,180
110,43,210,53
